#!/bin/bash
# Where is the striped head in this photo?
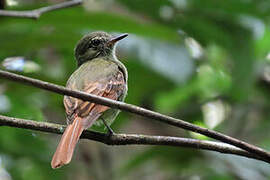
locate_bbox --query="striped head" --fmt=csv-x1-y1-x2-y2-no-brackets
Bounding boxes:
74,31,128,67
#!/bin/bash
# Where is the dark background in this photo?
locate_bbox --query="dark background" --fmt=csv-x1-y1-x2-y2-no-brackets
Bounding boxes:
1,0,270,179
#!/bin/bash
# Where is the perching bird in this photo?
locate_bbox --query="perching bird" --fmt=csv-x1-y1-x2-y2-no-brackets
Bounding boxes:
51,31,128,169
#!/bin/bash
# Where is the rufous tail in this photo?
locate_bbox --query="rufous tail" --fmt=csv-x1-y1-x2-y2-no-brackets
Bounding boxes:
51,117,84,169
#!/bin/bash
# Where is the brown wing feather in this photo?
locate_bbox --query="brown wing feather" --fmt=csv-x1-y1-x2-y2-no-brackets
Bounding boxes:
52,70,125,169
63,70,126,127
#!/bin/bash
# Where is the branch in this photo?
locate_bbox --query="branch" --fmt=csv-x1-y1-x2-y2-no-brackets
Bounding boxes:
0,70,270,162
0,0,82,19
0,115,266,163
0,0,5,10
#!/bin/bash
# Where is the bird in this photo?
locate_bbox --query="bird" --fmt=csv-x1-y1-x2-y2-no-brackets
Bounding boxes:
51,31,128,169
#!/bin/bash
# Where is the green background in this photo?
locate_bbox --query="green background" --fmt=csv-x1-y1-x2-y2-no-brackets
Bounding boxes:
1,0,270,179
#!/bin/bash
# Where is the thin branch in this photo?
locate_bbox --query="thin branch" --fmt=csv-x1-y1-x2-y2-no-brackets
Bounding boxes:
0,70,270,162
0,0,5,10
0,114,266,163
0,0,82,19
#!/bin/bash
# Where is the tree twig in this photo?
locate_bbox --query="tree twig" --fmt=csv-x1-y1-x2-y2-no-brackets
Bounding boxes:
0,70,270,161
0,0,82,19
0,0,5,10
0,114,266,163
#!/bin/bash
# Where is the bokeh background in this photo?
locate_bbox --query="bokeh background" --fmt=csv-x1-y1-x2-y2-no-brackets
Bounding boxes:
1,0,270,179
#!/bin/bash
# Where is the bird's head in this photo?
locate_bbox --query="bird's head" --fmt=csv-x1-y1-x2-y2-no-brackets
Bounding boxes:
74,31,128,67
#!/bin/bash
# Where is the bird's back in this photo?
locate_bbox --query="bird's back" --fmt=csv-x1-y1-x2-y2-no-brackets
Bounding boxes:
66,58,121,91
64,57,127,126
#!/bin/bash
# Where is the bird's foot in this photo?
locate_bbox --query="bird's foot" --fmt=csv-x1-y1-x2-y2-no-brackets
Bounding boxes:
101,118,115,136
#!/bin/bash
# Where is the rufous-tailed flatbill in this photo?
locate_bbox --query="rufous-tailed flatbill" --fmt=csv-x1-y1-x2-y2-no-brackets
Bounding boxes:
51,31,128,169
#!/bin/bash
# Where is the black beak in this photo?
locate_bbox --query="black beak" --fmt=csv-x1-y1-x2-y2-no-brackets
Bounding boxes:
107,33,128,46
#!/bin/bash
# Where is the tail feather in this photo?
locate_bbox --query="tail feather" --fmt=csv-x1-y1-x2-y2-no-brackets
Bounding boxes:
51,117,84,169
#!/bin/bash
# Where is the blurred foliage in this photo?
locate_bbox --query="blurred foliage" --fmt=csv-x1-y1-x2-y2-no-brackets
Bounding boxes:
1,0,270,179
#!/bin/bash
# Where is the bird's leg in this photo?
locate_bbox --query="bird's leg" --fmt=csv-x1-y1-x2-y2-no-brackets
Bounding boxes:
101,118,115,136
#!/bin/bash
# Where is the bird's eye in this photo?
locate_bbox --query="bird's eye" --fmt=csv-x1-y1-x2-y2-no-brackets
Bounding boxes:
91,39,101,46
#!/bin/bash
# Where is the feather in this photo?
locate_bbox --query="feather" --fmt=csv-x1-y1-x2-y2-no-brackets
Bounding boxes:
51,116,84,169
51,59,127,168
